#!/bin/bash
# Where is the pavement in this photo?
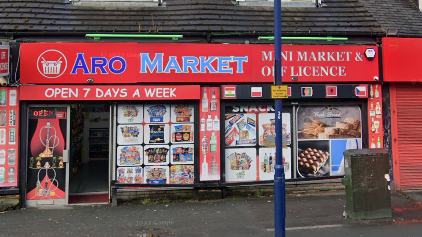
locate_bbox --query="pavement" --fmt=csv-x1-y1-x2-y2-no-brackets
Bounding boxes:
0,191,422,237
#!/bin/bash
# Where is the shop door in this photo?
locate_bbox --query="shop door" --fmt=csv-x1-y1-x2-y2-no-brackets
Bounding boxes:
391,84,422,190
26,105,70,205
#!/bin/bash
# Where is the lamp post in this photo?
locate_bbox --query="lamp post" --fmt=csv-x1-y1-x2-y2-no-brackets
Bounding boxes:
274,0,286,237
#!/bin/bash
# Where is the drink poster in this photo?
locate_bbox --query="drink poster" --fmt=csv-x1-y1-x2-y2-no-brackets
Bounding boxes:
296,105,362,178
258,147,291,181
368,83,384,149
199,87,221,181
0,88,19,188
26,107,66,200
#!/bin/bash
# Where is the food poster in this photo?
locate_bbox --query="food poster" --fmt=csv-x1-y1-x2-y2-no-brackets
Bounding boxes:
144,166,169,184
117,124,143,145
0,88,19,187
331,139,362,176
144,105,170,123
225,113,257,147
170,165,194,184
171,144,194,165
117,145,143,166
117,105,143,124
225,148,257,182
368,84,384,148
117,167,143,184
144,145,170,165
171,124,194,144
296,105,362,178
199,87,221,181
259,113,291,147
258,147,291,181
27,107,66,200
144,124,169,144
171,105,194,123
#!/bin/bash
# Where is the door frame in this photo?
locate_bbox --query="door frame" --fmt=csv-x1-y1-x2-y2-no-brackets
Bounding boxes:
24,104,70,206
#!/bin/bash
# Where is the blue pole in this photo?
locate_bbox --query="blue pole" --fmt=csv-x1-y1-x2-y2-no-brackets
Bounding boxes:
274,0,285,237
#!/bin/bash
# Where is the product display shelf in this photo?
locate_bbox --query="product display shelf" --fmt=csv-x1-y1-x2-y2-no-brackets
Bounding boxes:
88,128,109,160
70,105,85,176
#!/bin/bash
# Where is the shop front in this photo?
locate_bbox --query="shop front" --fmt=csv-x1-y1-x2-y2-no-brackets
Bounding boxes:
383,37,422,190
18,42,381,206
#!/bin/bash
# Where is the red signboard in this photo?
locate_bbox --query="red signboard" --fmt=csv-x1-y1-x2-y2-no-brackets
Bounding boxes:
383,38,422,82
19,85,200,101
0,45,9,77
20,43,379,84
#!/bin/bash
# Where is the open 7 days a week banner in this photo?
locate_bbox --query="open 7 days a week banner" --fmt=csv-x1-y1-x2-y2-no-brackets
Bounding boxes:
20,43,379,84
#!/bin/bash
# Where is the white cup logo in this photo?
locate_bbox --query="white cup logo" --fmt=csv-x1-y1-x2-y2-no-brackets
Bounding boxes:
37,50,67,79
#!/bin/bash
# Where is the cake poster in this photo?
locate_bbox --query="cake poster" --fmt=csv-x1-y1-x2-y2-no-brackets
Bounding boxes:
117,167,143,184
297,140,331,178
117,145,142,166
117,105,143,124
170,165,194,184
117,124,143,145
144,105,169,123
171,105,194,123
144,166,169,184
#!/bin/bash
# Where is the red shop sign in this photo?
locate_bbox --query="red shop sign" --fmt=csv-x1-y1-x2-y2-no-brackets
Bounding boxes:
383,38,422,82
0,45,9,76
20,43,379,84
19,85,201,101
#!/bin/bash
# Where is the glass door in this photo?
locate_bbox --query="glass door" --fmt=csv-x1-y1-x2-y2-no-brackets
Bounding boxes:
26,105,70,206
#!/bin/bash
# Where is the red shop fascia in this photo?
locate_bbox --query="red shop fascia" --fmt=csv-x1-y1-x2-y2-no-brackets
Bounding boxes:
18,43,382,184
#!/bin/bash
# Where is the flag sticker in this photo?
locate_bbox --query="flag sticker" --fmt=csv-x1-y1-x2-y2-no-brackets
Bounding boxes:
288,87,291,97
326,85,338,97
251,87,262,97
301,87,313,97
223,86,236,99
355,85,368,98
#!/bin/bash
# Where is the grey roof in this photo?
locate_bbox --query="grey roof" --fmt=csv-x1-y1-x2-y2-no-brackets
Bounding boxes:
0,0,385,39
361,0,422,37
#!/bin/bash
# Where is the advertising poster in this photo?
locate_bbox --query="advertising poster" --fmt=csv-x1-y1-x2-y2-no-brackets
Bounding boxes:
368,84,384,148
144,104,170,123
0,88,19,188
171,144,194,165
143,145,170,165
170,165,194,184
225,113,257,147
199,87,221,181
117,145,143,166
144,124,169,144
171,105,194,123
258,147,291,181
117,105,143,124
296,105,362,178
26,107,66,200
117,166,143,184
117,124,143,145
171,124,194,144
144,166,169,184
225,148,257,182
259,113,291,147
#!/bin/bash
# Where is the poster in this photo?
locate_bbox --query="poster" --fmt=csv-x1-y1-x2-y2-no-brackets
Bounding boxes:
27,108,66,200
144,124,169,144
199,87,221,181
170,144,194,165
258,113,291,147
117,166,143,184
144,104,170,123
171,105,194,123
144,166,169,184
170,165,194,184
117,145,143,166
368,84,384,148
117,105,143,124
117,124,143,145
225,113,257,147
171,124,194,144
258,147,291,181
225,148,257,182
143,145,170,165
296,105,362,178
0,88,19,188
